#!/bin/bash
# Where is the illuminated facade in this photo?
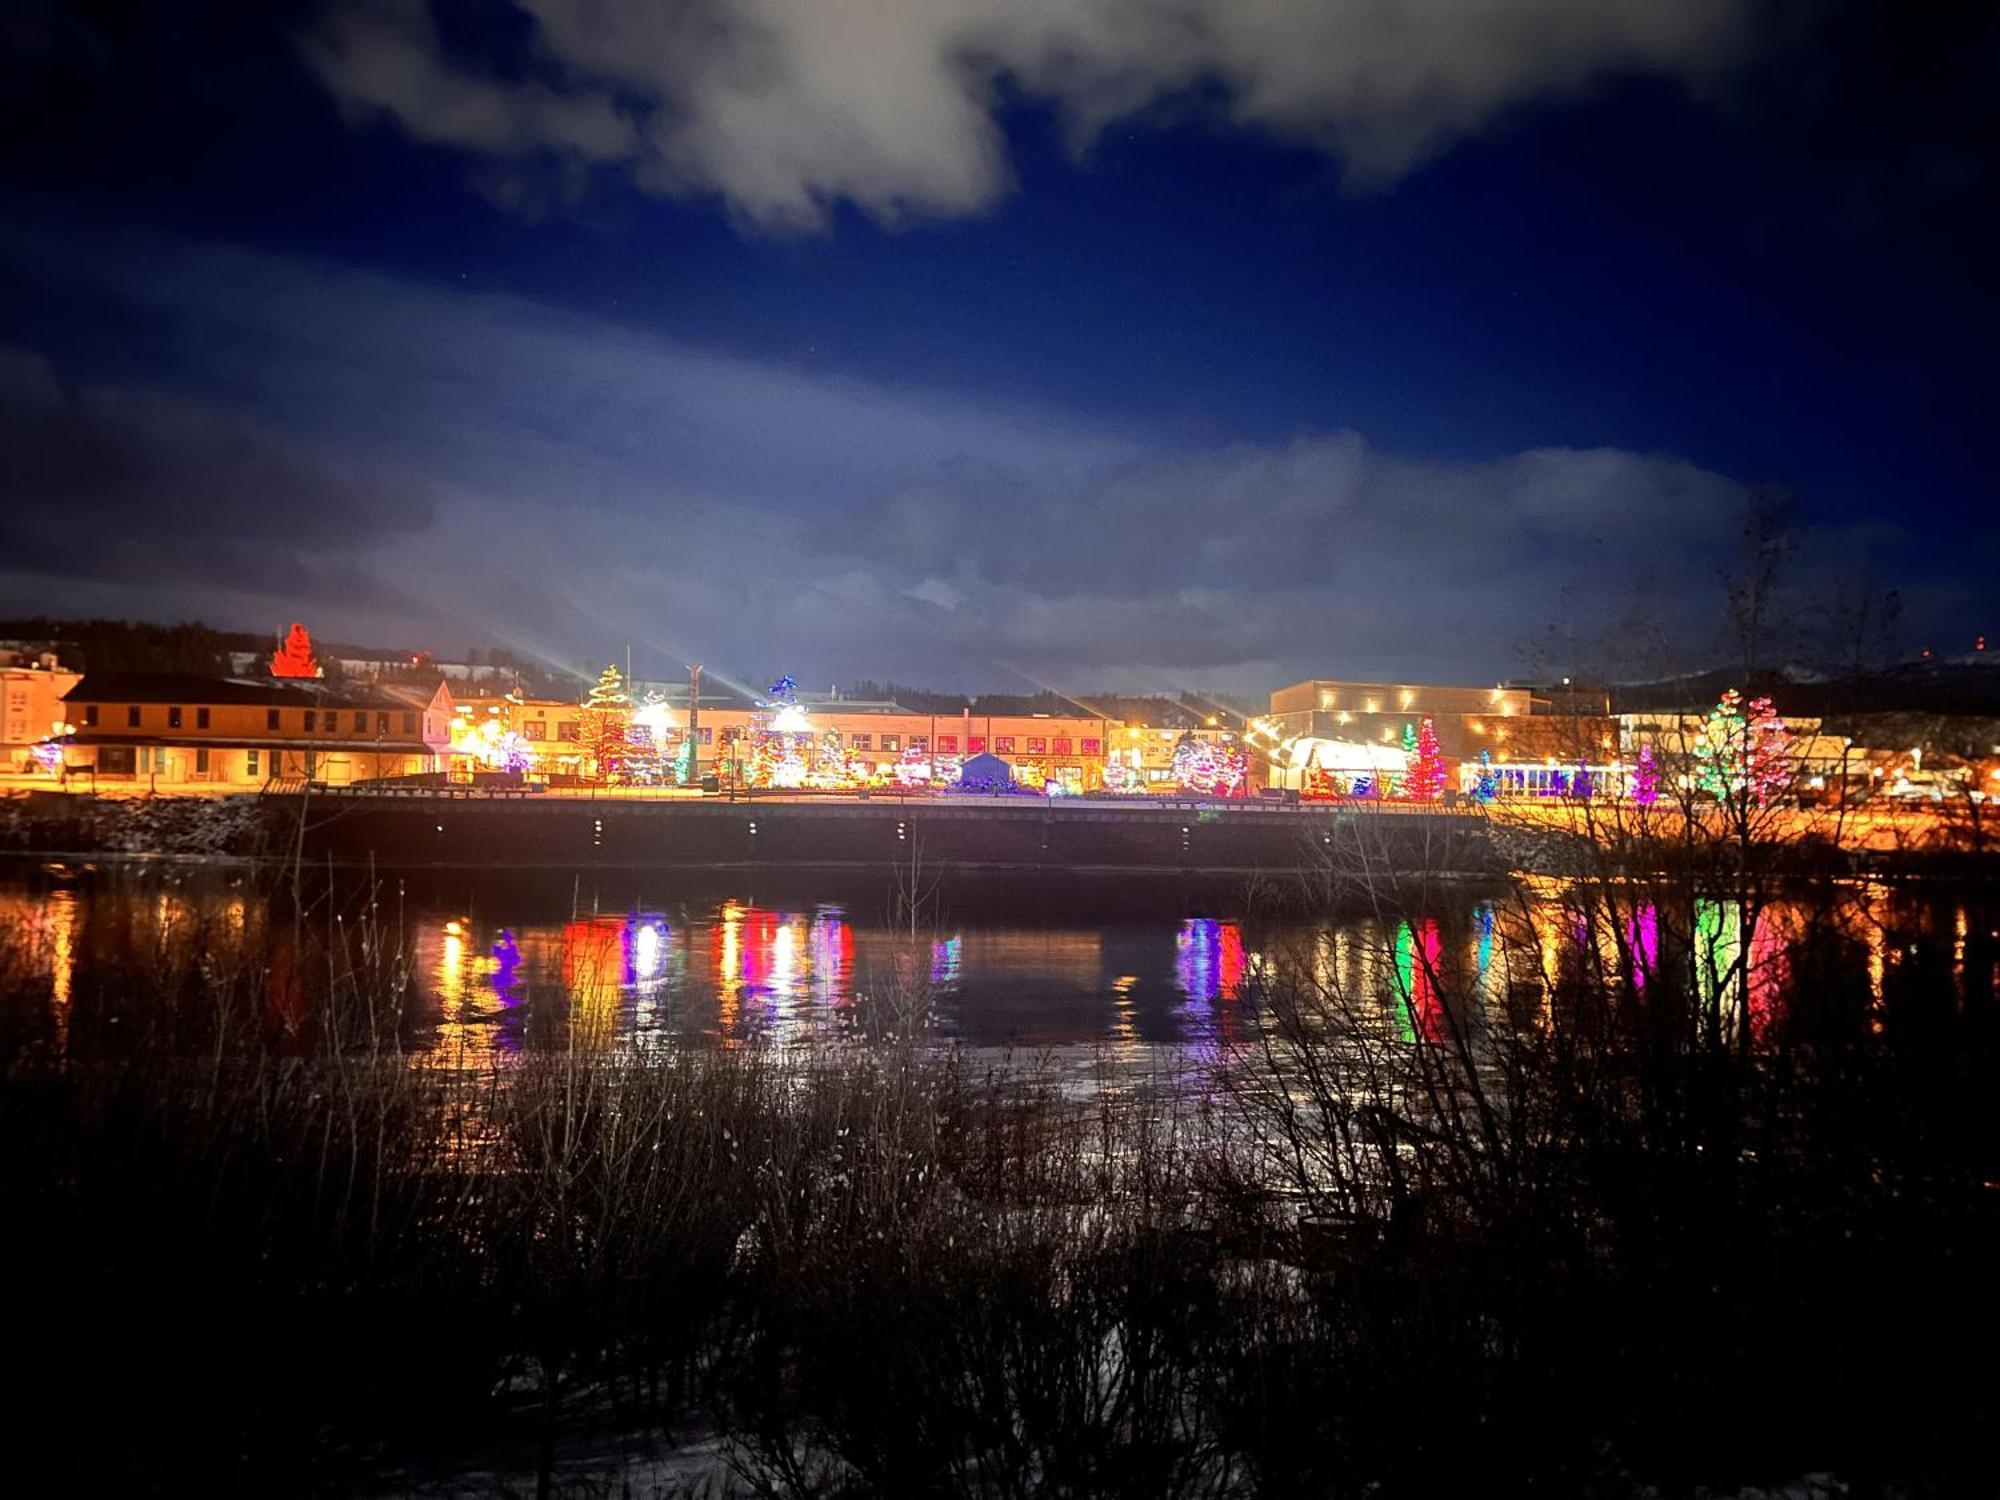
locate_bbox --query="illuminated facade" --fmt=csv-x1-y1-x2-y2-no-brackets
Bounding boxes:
1,657,81,776
1265,679,1545,757
707,704,1124,790
1254,679,1635,796
59,672,454,787
445,688,1256,793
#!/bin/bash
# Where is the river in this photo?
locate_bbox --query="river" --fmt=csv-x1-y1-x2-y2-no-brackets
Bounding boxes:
1,859,1990,1073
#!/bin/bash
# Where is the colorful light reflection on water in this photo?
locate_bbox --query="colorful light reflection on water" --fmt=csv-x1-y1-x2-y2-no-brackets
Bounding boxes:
4,869,1990,1070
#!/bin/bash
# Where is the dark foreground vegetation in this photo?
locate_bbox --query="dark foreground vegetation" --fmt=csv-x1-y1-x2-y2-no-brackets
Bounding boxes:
2,859,1996,1497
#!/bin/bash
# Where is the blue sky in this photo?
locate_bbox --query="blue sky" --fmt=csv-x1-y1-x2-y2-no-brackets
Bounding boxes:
0,1,1992,692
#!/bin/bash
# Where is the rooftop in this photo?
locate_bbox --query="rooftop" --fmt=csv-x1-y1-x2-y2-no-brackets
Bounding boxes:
63,672,439,710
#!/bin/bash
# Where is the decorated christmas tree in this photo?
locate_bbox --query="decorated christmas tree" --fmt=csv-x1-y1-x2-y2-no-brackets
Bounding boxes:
1692,690,1792,809
770,737,809,788
1407,717,1446,800
1632,744,1660,806
1744,696,1793,806
672,736,696,786
808,728,853,788
579,664,631,782
453,716,535,775
740,729,773,787
269,622,320,679
741,676,813,788
1471,751,1499,804
1693,689,1749,801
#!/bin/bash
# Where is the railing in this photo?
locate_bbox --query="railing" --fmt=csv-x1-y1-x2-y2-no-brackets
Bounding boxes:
256,781,1480,815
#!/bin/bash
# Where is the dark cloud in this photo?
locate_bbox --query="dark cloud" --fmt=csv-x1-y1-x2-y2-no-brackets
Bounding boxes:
0,227,1958,691
0,342,436,607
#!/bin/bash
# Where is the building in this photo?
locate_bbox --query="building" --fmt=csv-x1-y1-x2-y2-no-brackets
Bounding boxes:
688,700,1128,792
447,686,1248,793
1263,679,1545,758
1,654,81,776
59,673,454,788
1256,677,1635,795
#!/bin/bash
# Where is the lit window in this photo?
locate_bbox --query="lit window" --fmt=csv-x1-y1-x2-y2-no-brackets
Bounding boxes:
995,736,1014,753
938,735,957,753
850,733,871,750
1028,737,1046,753
522,721,545,741
881,734,900,752
909,736,926,752
968,736,986,753
246,749,260,778
1081,738,1100,754
1052,737,1071,755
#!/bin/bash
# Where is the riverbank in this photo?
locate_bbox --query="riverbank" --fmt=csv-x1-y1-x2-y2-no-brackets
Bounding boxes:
5,860,1995,1495
4,785,1989,896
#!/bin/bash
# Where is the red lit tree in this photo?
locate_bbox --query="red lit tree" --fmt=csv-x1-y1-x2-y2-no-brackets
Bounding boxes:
269,622,320,679
1407,716,1446,800
1744,695,1793,807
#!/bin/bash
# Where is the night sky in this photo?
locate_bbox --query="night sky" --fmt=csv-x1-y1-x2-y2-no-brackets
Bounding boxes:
1,2,1993,693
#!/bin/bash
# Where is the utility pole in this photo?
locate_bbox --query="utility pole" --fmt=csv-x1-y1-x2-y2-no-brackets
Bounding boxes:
686,664,702,786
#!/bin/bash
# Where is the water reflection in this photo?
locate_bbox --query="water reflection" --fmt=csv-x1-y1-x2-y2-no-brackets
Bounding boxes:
1175,918,1245,1006
1,868,1991,1069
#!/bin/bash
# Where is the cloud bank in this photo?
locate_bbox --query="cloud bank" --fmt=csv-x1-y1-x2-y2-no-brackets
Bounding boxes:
0,225,1820,691
302,0,1754,229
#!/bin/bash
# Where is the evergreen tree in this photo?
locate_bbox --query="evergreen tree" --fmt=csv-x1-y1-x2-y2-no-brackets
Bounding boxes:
1693,691,1790,809
1745,696,1793,806
1408,717,1446,800
1471,751,1499,804
1632,744,1660,806
1693,690,1748,802
269,622,320,679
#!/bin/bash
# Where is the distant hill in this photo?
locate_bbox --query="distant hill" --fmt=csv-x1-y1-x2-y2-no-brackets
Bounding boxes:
0,617,235,676
1609,657,2000,718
